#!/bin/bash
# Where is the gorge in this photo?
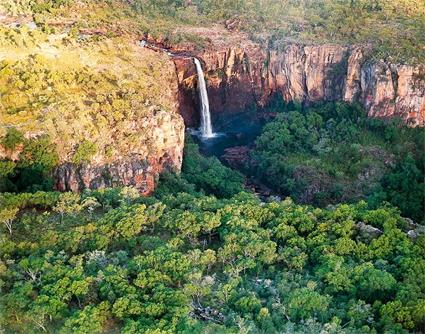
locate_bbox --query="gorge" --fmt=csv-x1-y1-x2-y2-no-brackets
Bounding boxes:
173,36,425,129
0,2,424,205
1,2,425,333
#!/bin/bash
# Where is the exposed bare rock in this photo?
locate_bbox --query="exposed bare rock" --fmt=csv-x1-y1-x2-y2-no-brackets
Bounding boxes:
268,45,306,102
356,222,383,239
402,217,418,230
54,156,171,196
222,146,250,169
361,62,397,119
344,47,364,102
400,217,425,240
225,18,241,32
407,226,425,240
190,302,224,324
304,45,348,101
393,65,425,126
53,110,185,195
173,35,424,127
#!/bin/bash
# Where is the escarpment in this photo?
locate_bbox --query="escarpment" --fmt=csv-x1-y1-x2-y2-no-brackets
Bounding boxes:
48,53,186,195
174,38,424,127
1,20,423,196
53,109,185,195
0,32,185,195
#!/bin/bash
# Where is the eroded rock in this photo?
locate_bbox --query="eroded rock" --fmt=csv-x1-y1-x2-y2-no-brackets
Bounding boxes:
174,38,424,127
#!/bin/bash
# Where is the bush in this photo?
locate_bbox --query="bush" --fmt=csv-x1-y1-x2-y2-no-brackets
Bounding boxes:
72,140,97,164
1,128,24,150
250,102,424,222
181,138,244,198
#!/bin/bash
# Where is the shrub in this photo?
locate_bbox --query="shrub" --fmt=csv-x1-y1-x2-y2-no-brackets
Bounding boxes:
1,128,24,150
72,140,97,165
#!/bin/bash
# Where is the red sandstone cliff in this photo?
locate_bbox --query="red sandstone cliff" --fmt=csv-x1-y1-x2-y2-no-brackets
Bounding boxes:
172,28,424,127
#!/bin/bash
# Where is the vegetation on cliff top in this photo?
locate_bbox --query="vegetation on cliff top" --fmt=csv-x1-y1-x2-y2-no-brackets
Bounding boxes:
189,0,425,63
0,21,181,165
1,0,423,63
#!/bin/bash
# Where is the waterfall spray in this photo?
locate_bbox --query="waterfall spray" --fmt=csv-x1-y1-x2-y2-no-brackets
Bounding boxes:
194,58,214,138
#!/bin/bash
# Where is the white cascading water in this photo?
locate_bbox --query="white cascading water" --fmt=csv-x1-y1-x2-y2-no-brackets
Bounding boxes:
193,58,214,138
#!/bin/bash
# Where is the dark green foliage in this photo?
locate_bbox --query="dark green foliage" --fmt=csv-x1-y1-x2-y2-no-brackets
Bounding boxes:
18,135,59,171
154,138,244,199
154,171,199,198
374,155,425,223
1,128,24,150
250,102,424,223
0,135,59,192
179,138,244,198
1,190,424,333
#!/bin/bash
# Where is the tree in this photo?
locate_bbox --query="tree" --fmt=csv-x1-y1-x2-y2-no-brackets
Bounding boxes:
1,128,24,150
285,288,331,322
53,192,82,222
81,196,100,218
0,207,19,235
60,302,111,334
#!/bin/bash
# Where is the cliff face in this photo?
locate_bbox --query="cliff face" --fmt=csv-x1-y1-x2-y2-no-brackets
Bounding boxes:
0,28,185,195
174,40,424,127
53,110,185,195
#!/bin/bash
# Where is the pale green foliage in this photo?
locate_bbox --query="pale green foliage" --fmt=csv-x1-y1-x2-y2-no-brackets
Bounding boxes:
0,23,179,164
0,207,19,235
53,192,82,221
1,190,424,333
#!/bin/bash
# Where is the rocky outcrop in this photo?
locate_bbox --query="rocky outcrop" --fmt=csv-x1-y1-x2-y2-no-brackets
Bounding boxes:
54,156,174,196
53,110,185,195
174,39,424,127
356,222,383,240
222,146,250,169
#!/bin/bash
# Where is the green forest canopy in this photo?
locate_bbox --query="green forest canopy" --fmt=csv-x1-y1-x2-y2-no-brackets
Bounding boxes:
1,117,424,332
1,188,425,333
249,102,425,224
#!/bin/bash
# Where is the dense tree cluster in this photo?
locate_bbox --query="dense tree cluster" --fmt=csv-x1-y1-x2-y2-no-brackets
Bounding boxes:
155,138,244,199
0,131,58,193
1,187,425,333
249,102,424,223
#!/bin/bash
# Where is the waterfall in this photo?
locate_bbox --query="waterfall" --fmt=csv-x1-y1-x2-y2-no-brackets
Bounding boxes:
194,58,214,138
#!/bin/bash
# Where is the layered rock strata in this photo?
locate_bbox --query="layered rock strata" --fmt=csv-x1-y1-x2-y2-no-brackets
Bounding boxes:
53,110,185,195
174,43,424,127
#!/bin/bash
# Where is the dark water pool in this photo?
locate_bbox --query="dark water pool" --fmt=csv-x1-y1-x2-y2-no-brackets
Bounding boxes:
190,112,266,158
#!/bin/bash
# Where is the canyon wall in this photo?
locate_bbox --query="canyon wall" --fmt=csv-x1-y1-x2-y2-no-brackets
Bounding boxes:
0,40,185,195
53,110,185,195
174,43,425,127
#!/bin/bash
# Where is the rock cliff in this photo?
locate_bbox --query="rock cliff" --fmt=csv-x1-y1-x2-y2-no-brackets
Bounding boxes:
0,30,185,195
173,29,424,127
53,110,184,195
